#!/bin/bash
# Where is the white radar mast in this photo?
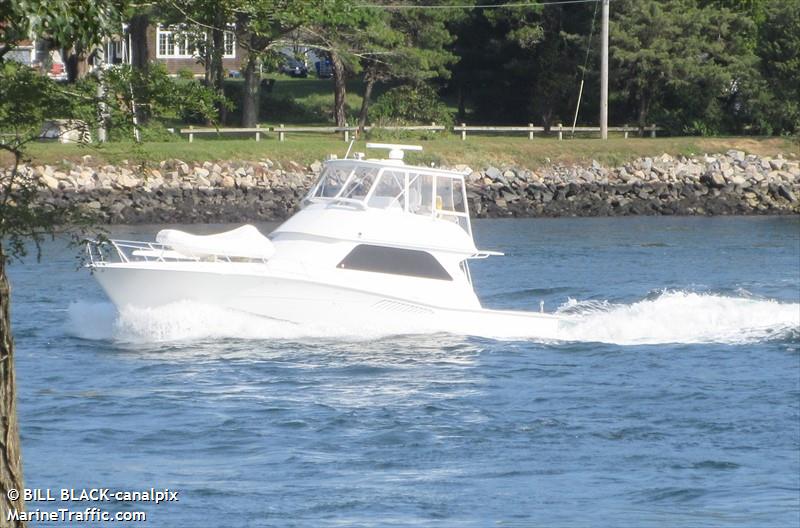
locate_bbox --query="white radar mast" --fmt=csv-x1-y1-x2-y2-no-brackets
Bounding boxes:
365,143,423,162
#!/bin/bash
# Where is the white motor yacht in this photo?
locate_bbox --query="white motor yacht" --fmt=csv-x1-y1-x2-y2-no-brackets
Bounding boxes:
87,143,562,339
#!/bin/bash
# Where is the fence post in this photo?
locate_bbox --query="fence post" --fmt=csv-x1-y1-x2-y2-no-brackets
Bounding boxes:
650,124,657,138
528,123,534,140
188,125,194,143
344,123,349,142
255,124,261,142
623,124,628,139
279,124,285,142
461,123,466,141
558,123,563,141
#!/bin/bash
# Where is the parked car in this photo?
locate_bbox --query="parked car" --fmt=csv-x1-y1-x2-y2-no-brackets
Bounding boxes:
280,58,308,78
315,59,333,78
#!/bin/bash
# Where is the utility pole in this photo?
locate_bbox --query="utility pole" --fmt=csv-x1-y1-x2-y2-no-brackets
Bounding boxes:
600,0,609,140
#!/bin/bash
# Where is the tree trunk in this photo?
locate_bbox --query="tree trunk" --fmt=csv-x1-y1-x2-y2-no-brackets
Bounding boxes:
0,247,25,528
210,13,227,125
129,14,150,125
357,76,376,131
330,52,347,127
65,44,88,83
241,50,260,128
457,85,466,121
637,93,648,136
541,110,553,133
129,14,149,74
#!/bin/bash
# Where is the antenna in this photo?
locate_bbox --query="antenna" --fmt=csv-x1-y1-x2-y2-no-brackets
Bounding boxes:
344,138,356,159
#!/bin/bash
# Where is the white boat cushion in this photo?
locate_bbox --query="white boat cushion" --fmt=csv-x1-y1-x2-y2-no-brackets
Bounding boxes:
156,224,275,260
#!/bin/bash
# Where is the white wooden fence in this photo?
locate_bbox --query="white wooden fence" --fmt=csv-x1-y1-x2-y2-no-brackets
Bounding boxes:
180,122,659,142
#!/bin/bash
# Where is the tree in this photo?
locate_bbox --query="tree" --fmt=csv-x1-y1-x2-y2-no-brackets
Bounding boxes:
234,0,324,128
752,0,799,134
0,5,221,524
163,0,239,123
1,3,130,521
300,0,386,127
610,0,759,133
0,61,95,528
448,2,593,128
356,2,457,129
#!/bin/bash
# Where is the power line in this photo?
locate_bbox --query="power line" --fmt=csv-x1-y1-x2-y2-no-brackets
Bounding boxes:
358,0,600,9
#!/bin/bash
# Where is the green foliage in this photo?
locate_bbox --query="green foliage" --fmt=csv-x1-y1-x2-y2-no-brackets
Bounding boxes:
0,62,96,260
103,63,225,137
371,85,453,126
449,3,594,126
177,68,196,80
610,0,760,133
752,0,800,134
0,0,128,60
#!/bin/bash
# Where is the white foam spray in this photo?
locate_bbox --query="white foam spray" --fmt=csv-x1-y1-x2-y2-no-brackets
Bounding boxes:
556,290,799,345
66,290,799,346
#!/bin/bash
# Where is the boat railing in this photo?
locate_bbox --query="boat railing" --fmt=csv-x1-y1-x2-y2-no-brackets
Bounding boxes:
86,239,269,266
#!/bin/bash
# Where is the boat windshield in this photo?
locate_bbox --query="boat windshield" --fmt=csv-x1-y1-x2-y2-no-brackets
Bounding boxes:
308,161,471,234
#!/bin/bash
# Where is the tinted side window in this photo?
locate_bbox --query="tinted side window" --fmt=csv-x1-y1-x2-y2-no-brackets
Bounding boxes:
337,244,452,281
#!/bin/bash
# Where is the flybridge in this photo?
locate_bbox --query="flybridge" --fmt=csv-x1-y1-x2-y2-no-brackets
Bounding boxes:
305,146,472,235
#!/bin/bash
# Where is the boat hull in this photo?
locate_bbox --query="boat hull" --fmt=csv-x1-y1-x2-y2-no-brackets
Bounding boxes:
91,264,562,340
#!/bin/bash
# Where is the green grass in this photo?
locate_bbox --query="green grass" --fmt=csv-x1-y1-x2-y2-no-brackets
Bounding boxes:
13,135,797,169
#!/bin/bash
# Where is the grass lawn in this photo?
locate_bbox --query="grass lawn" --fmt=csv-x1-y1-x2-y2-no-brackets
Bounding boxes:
12,135,797,169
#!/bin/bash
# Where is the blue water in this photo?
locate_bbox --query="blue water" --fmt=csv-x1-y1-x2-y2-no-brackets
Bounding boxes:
8,216,800,527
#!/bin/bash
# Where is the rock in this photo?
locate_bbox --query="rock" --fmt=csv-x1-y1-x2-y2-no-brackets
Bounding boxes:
728,149,745,163
701,170,726,188
40,173,60,190
221,175,235,188
485,166,502,181
777,184,796,202
769,158,785,171
731,175,747,186
310,161,323,173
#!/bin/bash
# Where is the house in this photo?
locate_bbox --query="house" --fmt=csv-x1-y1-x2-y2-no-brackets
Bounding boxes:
147,24,245,76
5,22,246,78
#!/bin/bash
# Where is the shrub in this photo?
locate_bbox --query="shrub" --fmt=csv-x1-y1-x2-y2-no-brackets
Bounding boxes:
176,68,196,80
371,85,452,126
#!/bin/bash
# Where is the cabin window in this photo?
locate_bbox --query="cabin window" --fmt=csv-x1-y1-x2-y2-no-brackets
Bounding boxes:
406,173,435,216
367,170,405,209
337,244,452,281
315,164,354,197
339,166,379,201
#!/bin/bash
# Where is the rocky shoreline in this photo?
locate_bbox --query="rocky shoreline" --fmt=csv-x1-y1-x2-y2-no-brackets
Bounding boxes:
17,150,800,224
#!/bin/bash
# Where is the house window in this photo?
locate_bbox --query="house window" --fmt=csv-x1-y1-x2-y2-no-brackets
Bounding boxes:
224,31,235,57
337,244,453,281
157,26,185,58
156,25,235,59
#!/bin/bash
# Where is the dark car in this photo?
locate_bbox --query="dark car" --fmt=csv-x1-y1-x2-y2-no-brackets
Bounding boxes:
280,58,308,78
315,59,333,79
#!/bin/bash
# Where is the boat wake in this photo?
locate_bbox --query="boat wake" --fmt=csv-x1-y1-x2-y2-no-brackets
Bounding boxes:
557,290,799,345
66,290,799,346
